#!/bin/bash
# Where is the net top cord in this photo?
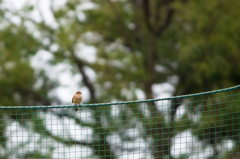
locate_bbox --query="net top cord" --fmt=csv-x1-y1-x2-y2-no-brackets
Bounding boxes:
1,84,240,109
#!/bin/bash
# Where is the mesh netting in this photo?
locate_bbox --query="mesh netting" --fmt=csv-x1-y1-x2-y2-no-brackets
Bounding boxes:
0,85,240,159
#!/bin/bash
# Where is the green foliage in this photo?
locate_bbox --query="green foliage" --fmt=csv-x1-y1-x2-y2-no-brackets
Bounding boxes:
174,0,240,94
20,151,51,159
0,25,56,106
191,91,240,144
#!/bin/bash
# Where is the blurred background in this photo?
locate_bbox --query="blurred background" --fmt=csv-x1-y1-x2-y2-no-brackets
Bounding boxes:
0,0,240,158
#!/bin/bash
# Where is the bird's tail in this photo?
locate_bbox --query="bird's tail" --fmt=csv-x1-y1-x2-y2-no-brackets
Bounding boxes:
75,107,78,111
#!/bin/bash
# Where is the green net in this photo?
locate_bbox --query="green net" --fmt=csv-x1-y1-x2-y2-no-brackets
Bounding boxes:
0,85,240,159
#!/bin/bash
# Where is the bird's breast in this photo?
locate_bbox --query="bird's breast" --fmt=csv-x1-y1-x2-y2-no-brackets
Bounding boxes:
75,95,82,103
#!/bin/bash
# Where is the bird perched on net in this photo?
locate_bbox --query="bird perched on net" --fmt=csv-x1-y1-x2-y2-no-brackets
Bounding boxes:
72,91,82,111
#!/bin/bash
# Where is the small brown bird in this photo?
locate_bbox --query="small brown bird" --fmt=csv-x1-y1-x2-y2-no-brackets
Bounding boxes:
72,91,82,111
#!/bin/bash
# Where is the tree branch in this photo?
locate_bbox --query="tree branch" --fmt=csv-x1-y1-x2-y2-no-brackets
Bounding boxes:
142,0,153,32
68,46,96,103
156,7,175,36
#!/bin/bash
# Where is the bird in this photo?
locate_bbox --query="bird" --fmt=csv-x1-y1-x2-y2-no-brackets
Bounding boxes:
72,91,82,111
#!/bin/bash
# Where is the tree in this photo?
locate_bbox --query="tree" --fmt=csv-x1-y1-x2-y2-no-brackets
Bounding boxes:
1,0,240,158
0,9,57,158
18,0,178,158
172,1,240,158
